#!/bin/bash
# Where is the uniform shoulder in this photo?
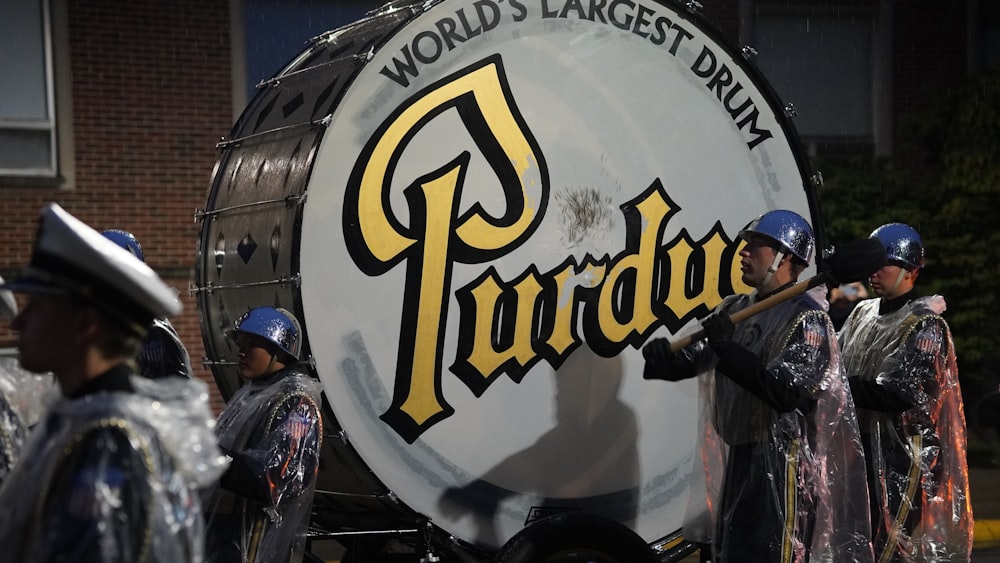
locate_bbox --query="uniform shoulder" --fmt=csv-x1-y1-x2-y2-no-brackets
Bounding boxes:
43,420,156,561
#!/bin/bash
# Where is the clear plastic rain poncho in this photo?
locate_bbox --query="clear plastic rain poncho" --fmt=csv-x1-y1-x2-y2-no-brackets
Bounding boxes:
839,295,972,561
0,373,227,562
0,355,56,484
679,287,873,562
204,366,323,563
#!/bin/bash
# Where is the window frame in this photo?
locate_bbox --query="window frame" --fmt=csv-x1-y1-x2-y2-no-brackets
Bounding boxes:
738,0,893,158
0,0,73,188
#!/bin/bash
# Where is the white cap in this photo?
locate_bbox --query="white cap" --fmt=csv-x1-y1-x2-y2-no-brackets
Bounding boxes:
0,204,181,335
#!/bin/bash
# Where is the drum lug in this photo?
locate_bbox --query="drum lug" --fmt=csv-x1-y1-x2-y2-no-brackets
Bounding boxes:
811,171,824,188
784,102,799,117
741,45,758,59
355,48,375,64
684,1,703,13
371,1,428,19
420,521,441,563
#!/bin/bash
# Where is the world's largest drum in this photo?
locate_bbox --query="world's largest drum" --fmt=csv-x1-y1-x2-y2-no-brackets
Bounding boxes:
195,0,822,556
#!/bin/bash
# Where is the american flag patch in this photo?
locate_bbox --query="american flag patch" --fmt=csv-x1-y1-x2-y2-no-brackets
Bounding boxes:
803,321,823,348
285,410,313,443
140,340,165,362
915,329,939,354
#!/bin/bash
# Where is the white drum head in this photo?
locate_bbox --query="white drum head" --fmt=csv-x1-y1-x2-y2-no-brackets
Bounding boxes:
297,0,816,549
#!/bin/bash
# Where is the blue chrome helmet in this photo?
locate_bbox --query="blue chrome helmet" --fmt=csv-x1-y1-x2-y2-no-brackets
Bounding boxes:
101,229,145,262
227,306,301,360
870,223,924,269
738,210,814,263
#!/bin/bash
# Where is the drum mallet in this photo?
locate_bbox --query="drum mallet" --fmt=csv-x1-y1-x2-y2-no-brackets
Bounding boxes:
670,237,887,352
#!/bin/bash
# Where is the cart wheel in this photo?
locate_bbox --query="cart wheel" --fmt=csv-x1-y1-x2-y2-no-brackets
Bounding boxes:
493,512,658,563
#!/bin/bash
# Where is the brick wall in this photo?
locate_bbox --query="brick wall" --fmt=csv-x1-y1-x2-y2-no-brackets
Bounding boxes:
0,0,232,413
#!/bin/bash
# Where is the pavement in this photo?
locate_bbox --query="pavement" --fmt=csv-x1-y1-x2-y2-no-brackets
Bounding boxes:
970,466,1000,561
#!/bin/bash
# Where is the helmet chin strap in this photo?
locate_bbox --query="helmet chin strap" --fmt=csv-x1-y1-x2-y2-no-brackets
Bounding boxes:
264,351,278,375
885,268,907,298
759,250,786,290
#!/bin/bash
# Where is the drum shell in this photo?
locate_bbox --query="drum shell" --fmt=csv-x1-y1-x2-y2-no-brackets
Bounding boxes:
196,8,422,529
197,8,416,398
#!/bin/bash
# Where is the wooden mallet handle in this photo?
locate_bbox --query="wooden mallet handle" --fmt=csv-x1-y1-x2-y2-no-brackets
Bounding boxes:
665,237,885,353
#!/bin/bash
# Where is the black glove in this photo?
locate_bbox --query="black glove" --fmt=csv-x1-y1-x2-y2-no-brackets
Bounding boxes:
642,338,696,381
220,449,271,503
702,313,734,355
848,376,913,412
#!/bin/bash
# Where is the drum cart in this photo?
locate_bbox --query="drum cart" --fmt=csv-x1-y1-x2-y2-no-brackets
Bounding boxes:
305,499,698,563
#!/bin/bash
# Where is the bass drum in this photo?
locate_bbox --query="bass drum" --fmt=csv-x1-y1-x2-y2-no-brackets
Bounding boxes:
195,0,822,558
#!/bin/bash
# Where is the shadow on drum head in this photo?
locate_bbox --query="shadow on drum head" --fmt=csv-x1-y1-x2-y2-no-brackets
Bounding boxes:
307,397,493,562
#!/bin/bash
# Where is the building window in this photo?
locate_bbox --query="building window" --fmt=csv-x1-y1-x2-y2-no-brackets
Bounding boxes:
745,3,889,157
0,0,56,178
973,1,1000,71
232,0,379,114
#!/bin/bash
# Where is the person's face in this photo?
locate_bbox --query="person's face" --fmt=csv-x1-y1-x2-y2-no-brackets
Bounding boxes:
11,292,84,374
234,334,278,380
738,234,781,288
869,261,914,299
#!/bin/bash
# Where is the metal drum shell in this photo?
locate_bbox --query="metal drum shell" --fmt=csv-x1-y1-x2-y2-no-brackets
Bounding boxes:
196,4,424,534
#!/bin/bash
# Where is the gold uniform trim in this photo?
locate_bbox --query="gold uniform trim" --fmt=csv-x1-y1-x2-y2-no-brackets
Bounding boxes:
782,438,801,563
877,433,923,563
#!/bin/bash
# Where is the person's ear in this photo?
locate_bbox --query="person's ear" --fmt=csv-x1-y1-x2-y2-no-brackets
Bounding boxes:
73,306,103,344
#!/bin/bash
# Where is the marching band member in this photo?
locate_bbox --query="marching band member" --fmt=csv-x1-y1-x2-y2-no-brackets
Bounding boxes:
643,210,873,562
101,229,194,380
0,203,226,562
839,223,973,562
204,306,323,563
0,275,28,486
